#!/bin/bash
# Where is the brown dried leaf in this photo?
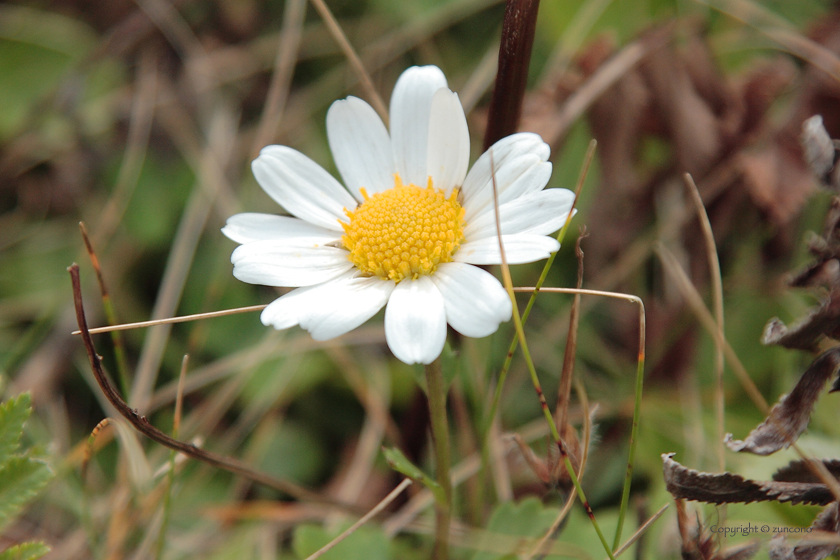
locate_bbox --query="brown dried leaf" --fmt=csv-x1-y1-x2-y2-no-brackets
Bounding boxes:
676,498,716,560
663,454,836,506
762,299,840,351
769,502,840,560
676,499,761,560
512,424,581,493
773,460,840,483
788,258,840,290
725,348,840,455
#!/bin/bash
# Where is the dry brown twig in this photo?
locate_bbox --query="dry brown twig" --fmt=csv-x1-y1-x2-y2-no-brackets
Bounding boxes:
68,262,362,512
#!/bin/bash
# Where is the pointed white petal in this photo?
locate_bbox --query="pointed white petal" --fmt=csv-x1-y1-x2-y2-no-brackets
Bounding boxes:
231,240,353,287
384,276,446,364
261,272,393,339
463,159,553,222
260,285,319,330
426,88,470,195
461,133,552,219
327,96,395,201
300,275,393,340
390,65,447,187
432,263,511,338
462,133,550,200
464,188,576,239
453,234,560,265
252,145,357,231
222,213,341,244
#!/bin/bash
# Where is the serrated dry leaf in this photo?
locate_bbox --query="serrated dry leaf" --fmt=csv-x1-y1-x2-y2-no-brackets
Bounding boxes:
662,454,835,506
725,348,840,455
774,460,840,483
788,258,840,290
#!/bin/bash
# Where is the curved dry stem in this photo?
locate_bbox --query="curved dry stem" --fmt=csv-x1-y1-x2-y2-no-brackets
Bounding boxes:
68,263,361,512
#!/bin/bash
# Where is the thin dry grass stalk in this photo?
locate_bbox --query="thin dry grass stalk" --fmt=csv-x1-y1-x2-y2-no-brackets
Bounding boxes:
683,173,726,476
303,479,412,560
308,0,388,123
251,0,307,156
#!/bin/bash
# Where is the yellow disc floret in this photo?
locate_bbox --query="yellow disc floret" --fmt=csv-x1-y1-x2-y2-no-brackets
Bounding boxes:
341,175,466,283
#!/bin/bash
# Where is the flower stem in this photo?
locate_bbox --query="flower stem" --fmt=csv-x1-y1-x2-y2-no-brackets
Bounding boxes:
425,357,451,560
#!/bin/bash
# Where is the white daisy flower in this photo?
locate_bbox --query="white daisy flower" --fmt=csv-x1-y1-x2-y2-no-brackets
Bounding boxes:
223,65,575,365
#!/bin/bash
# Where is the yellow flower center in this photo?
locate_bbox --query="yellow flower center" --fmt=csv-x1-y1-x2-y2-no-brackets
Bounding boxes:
341,175,466,283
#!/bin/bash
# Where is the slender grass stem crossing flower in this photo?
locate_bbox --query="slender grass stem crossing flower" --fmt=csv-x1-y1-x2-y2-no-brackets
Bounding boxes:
223,65,575,364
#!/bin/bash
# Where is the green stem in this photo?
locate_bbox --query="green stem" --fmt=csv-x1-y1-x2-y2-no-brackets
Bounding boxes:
481,139,596,442
426,358,451,560
612,305,646,550
505,281,617,560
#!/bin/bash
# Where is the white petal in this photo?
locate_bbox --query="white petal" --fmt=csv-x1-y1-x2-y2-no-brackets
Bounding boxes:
453,234,561,265
461,133,551,219
261,285,318,330
389,65,448,187
431,263,511,338
384,276,446,365
252,145,357,231
261,272,393,338
299,275,394,340
426,88,470,195
464,188,576,240
231,240,353,287
327,96,395,201
222,213,341,245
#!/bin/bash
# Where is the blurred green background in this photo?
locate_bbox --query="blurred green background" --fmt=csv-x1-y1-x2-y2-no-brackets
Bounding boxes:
1,0,839,558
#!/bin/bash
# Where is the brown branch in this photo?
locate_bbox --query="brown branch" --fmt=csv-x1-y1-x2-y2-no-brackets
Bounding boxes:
68,263,359,511
483,0,541,150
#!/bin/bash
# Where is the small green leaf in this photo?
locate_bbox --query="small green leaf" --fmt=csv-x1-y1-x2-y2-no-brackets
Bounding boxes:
0,541,50,560
292,523,389,560
382,447,444,504
472,498,561,560
0,457,52,530
0,393,30,464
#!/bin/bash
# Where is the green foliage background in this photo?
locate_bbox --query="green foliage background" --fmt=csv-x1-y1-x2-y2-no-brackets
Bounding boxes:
1,0,838,558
